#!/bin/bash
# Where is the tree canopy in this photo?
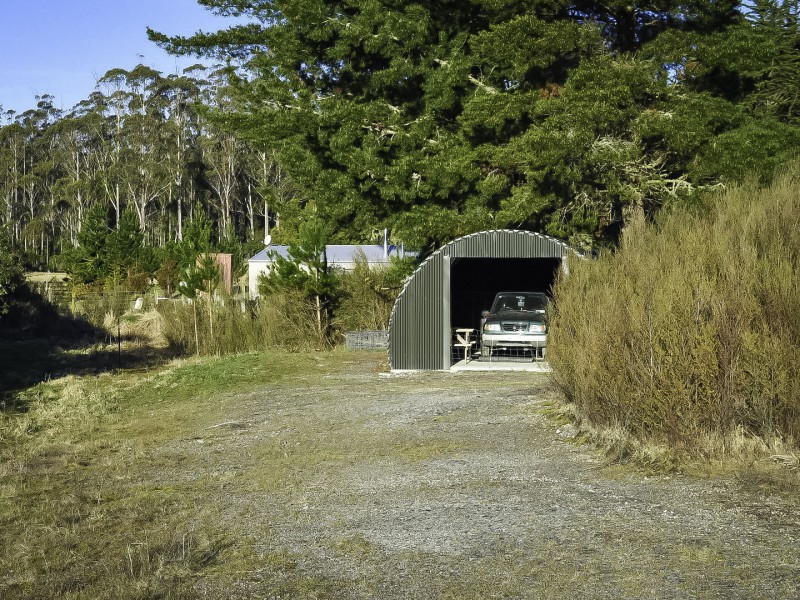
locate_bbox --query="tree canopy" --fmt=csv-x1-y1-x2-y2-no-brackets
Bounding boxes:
0,227,24,317
149,0,800,251
2,1,798,274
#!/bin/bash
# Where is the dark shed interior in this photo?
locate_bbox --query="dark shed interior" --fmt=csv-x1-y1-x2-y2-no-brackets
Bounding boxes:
449,257,561,331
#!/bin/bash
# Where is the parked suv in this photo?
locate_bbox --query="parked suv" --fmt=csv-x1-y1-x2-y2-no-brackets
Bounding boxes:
480,292,549,359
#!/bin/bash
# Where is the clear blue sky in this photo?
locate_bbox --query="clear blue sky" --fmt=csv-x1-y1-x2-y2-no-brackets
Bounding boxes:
0,0,234,115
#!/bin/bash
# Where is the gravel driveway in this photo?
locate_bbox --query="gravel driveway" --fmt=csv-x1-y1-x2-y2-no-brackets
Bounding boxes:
169,356,800,599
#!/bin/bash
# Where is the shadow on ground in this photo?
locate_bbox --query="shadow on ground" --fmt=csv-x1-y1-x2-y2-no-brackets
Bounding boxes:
0,307,174,411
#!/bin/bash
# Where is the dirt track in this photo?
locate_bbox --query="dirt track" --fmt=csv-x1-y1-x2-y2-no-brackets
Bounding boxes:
162,356,799,598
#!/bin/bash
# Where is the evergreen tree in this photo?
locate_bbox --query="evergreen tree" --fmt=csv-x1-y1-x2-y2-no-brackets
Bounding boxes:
68,203,111,283
156,253,180,295
172,208,222,353
176,208,215,271
2,2,797,265
105,206,145,276
641,0,800,184
0,227,24,318
151,1,794,250
258,218,339,339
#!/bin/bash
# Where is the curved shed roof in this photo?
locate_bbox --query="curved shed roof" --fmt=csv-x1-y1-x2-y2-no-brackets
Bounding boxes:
388,230,576,371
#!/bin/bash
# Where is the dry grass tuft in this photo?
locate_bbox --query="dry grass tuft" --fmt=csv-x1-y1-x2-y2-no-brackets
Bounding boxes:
158,289,325,356
771,452,799,469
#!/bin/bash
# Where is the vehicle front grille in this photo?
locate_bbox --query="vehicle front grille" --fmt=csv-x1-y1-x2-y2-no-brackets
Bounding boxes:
502,323,527,332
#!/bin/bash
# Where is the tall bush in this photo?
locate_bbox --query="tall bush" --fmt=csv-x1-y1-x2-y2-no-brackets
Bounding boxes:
258,218,339,344
549,165,800,454
335,253,417,332
158,290,320,355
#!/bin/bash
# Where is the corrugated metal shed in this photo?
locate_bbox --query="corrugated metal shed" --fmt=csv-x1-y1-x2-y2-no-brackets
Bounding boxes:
388,230,575,371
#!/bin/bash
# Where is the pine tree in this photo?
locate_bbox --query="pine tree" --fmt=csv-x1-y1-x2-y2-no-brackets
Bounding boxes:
105,206,145,276
70,203,111,284
258,218,339,340
151,1,777,250
0,227,24,317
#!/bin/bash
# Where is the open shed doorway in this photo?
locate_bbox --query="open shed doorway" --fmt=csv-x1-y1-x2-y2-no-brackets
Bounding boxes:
449,257,560,363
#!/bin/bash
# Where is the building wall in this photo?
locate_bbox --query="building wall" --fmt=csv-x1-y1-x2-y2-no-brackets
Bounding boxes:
248,261,271,298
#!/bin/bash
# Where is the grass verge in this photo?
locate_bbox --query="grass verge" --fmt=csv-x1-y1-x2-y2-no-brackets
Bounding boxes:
0,350,362,599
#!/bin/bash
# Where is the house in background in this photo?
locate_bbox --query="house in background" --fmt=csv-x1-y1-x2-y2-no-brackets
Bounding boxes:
202,253,233,293
248,242,409,298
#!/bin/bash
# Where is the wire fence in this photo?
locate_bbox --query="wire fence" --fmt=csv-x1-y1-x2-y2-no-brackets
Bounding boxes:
27,282,175,329
450,329,547,364
344,330,389,350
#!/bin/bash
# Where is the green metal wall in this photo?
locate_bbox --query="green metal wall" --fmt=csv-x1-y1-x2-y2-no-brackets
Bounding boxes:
388,230,573,371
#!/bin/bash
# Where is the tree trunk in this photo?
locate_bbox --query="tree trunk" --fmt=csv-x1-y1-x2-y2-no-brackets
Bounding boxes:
208,294,215,355
315,294,323,340
193,301,200,357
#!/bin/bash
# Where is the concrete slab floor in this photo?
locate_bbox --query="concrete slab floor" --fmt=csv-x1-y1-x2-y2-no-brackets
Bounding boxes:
450,359,552,372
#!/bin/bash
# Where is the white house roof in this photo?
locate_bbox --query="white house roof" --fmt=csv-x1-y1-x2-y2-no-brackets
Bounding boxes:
249,244,406,264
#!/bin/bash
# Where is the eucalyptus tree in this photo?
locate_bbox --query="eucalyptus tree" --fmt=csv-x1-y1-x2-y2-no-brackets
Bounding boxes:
49,103,107,247
200,123,243,240
119,65,172,240
198,67,247,240
97,69,133,227
11,96,62,255
157,70,205,242
0,120,25,241
242,143,297,241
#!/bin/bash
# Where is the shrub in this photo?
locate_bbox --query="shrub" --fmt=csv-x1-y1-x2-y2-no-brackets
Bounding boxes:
549,164,800,455
0,228,24,318
258,218,339,342
125,264,151,295
158,251,416,356
158,289,321,356
335,253,415,332
76,284,133,329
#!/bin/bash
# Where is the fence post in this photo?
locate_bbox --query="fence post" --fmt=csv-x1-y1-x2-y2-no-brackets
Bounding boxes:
118,317,122,370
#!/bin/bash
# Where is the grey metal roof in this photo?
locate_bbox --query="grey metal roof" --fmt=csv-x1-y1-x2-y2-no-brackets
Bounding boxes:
249,244,404,264
388,230,578,371
249,246,291,262
326,245,399,263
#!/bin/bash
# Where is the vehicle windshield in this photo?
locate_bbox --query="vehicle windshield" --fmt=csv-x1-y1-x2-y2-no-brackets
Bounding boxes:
491,293,548,313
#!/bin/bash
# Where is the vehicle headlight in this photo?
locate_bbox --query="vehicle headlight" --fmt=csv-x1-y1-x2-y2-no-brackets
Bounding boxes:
527,323,546,333
484,323,502,332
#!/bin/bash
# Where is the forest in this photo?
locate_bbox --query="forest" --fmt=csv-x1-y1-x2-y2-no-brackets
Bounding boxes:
0,0,798,276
